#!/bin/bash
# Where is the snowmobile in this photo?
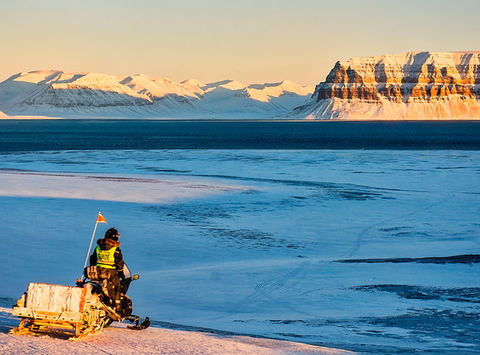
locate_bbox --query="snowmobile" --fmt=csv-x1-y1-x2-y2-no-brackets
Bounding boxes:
10,263,150,340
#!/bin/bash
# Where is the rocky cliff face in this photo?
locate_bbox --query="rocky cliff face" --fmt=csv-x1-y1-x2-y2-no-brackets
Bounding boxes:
294,52,480,119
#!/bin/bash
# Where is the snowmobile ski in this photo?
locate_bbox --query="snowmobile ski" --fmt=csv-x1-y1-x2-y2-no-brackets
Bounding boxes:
127,316,150,330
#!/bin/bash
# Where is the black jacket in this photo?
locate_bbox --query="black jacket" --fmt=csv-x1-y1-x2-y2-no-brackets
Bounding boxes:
90,238,125,272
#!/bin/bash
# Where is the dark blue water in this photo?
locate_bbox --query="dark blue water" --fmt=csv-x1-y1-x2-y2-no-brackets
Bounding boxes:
1,119,480,151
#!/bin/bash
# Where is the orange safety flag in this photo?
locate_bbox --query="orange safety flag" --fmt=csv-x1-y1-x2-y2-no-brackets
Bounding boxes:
96,212,107,224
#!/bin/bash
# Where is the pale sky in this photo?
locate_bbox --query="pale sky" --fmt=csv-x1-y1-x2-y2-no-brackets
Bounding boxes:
0,0,478,85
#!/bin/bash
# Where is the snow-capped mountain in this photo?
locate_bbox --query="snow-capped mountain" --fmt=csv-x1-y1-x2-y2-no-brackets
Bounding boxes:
0,71,314,118
292,51,480,119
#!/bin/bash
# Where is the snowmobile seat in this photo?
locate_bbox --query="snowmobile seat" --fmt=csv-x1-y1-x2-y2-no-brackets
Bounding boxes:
84,265,111,281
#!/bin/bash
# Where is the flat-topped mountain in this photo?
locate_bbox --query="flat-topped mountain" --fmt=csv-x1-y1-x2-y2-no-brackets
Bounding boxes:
292,51,480,119
0,71,314,118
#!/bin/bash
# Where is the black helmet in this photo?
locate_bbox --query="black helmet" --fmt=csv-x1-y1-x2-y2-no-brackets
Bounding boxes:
105,227,120,241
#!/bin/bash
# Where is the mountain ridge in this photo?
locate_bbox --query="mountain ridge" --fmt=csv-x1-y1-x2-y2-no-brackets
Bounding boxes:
0,70,314,118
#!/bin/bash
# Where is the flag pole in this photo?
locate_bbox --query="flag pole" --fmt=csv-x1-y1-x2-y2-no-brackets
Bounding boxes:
80,212,101,281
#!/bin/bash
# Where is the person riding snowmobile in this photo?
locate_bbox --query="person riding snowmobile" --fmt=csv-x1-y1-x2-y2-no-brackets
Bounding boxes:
89,227,125,312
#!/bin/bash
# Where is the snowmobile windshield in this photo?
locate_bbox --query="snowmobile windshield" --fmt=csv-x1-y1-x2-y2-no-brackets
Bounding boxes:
122,264,132,280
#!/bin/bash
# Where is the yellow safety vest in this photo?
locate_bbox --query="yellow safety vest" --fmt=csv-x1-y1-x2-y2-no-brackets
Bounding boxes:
96,245,117,269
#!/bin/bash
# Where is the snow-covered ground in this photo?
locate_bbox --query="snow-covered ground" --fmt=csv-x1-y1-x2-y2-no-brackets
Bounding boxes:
0,308,347,355
0,150,479,353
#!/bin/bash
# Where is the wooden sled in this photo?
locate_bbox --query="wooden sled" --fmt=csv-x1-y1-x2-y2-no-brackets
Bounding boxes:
10,282,109,340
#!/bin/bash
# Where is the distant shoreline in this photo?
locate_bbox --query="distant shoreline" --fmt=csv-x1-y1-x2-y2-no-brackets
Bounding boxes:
2,116,480,122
